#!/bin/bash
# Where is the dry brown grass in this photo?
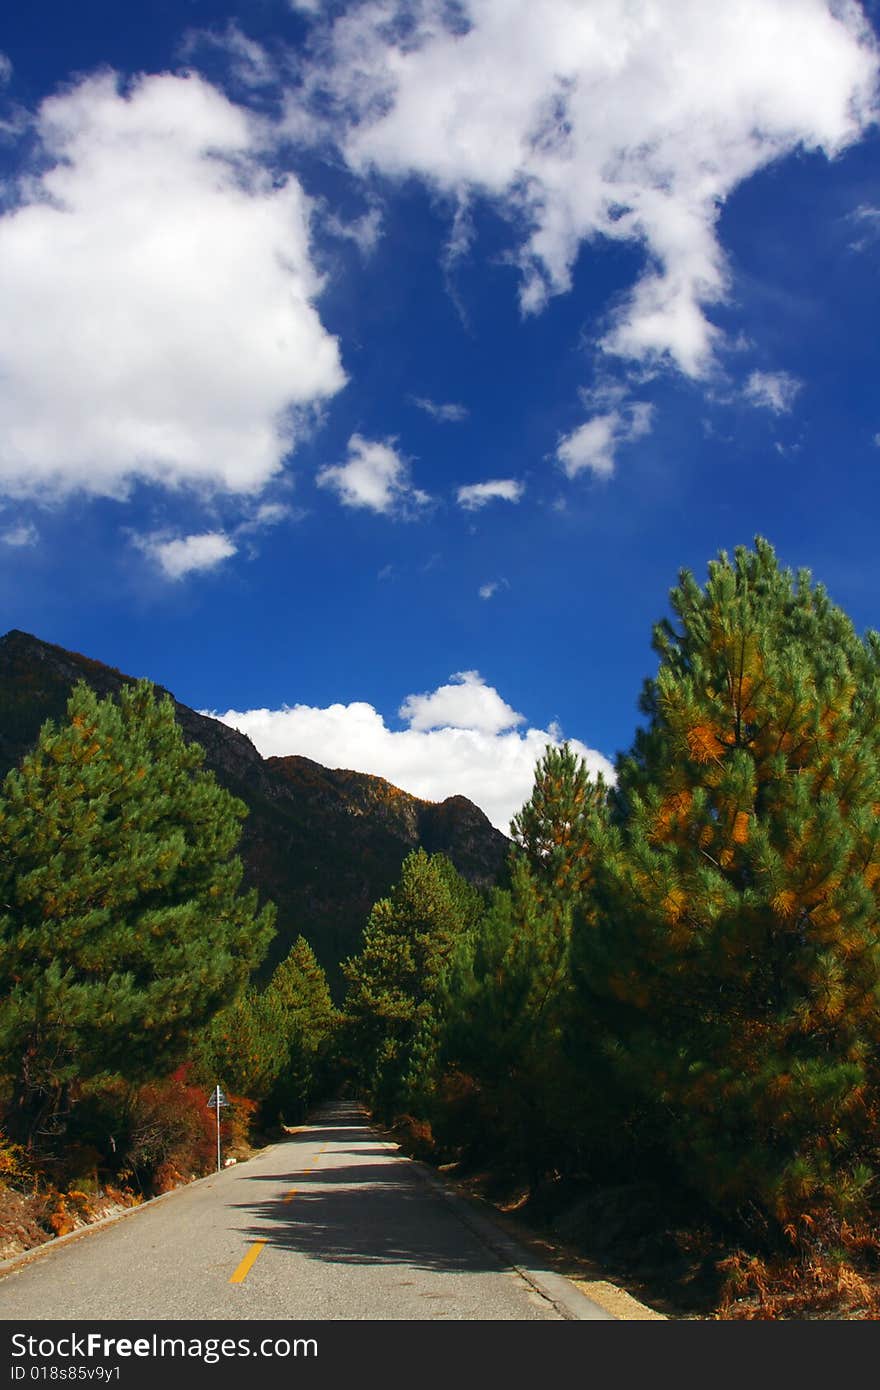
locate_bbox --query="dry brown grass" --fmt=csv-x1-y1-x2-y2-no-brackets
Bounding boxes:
717,1217,880,1319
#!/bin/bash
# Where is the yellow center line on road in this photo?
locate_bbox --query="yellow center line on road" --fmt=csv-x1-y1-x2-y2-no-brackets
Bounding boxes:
283,1187,297,1203
229,1240,267,1284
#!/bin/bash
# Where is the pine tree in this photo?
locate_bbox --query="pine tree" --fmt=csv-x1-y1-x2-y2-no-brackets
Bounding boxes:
201,937,336,1120
263,937,337,1119
510,741,606,914
341,849,482,1120
436,868,567,1187
0,680,276,1147
436,747,609,1188
577,538,880,1225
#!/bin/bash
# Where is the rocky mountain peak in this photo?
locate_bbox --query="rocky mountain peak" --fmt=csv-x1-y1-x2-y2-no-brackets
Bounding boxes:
0,629,510,994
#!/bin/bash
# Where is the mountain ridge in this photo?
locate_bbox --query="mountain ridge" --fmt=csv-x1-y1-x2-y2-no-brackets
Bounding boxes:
0,629,510,994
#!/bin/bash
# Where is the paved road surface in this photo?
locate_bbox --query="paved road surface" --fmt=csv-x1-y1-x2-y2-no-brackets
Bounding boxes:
0,1101,610,1321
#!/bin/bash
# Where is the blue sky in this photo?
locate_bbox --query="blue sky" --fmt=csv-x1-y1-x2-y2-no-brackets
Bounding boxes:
1,0,879,830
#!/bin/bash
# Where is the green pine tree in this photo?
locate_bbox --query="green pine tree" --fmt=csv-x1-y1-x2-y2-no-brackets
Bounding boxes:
0,680,276,1148
437,747,608,1188
577,538,880,1225
510,741,606,915
263,936,337,1120
200,937,336,1121
341,849,482,1120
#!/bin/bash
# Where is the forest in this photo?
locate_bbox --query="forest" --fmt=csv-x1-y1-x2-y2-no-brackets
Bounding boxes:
3,536,880,1318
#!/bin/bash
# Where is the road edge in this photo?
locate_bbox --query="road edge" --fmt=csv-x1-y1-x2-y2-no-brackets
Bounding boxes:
401,1151,618,1320
0,1141,280,1283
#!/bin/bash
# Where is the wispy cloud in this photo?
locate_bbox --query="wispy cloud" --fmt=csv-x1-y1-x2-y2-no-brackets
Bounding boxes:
1,522,38,548
134,530,237,581
316,434,432,518
457,479,523,510
556,402,653,479
411,396,469,423
847,203,880,252
233,501,293,537
744,370,802,414
179,22,278,89
323,205,383,256
479,578,510,600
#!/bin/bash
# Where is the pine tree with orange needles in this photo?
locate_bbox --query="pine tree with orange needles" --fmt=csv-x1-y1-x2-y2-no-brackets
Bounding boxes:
576,537,880,1230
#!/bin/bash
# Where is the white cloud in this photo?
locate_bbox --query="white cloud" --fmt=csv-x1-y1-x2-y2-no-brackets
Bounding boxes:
252,501,292,527
180,23,278,89
556,402,653,478
557,416,617,479
848,202,880,250
135,530,237,580
323,205,383,255
0,71,345,503
479,580,502,599
205,670,614,832
412,396,469,423
1,522,38,548
234,501,293,536
311,0,877,377
316,433,431,516
400,670,521,734
457,478,523,509
0,53,12,85
744,370,803,414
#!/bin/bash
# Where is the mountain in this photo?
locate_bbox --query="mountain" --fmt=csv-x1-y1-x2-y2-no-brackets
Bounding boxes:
0,630,510,995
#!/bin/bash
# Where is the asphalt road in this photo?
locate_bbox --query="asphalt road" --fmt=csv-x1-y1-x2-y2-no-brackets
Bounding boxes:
0,1101,611,1321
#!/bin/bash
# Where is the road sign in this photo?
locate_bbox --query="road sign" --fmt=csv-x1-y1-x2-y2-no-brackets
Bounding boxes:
208,1084,228,1172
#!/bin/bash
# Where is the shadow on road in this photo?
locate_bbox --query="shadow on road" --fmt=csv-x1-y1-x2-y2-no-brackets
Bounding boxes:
231,1105,510,1276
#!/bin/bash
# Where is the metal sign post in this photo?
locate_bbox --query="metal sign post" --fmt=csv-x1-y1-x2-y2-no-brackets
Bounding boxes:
206,1084,228,1172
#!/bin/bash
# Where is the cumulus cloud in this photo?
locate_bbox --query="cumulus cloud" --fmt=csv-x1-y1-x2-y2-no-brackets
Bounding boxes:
479,580,503,600
412,396,469,423
744,370,803,414
0,71,345,503
135,530,237,580
457,478,523,509
316,433,431,516
556,402,653,478
205,670,614,831
1,522,38,548
400,670,521,734
309,0,877,377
